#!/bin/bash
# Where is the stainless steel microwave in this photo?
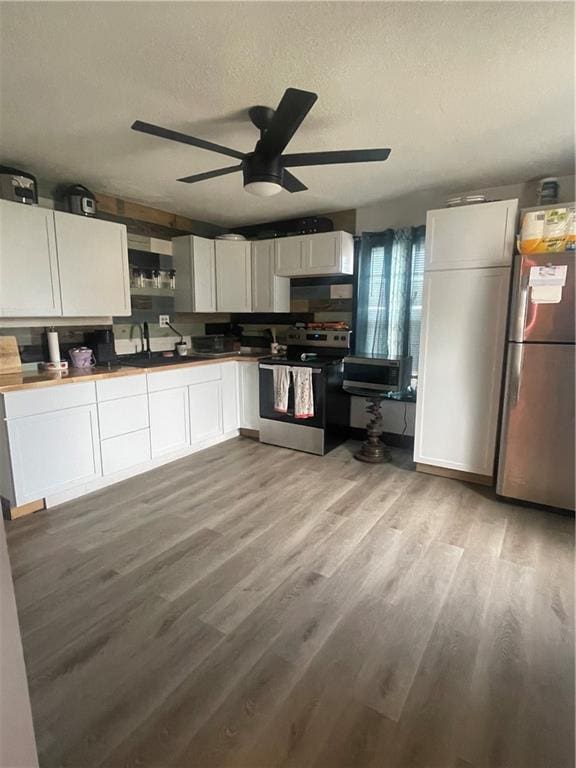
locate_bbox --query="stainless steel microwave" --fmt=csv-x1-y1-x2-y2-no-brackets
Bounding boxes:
343,355,412,392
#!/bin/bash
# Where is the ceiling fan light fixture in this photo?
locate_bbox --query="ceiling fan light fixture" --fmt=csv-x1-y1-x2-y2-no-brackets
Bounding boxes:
244,180,282,197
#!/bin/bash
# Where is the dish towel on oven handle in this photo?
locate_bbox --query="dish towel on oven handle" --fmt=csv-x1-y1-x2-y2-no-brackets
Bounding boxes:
272,365,291,413
292,366,314,419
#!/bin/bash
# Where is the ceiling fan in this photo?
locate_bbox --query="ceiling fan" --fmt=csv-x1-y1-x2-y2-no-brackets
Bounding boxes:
131,87,391,197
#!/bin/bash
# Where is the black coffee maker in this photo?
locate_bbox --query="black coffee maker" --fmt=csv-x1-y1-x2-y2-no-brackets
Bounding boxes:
86,329,116,365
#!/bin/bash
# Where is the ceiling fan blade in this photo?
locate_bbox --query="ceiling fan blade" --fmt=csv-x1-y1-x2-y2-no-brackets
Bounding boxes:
131,120,245,160
282,148,391,167
177,165,243,184
258,88,318,158
281,170,308,193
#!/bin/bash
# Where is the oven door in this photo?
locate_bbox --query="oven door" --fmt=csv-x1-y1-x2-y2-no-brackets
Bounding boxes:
259,363,325,429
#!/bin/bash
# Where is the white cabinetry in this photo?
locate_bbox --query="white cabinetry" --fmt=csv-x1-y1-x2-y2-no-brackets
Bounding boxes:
4,382,101,506
97,376,151,476
425,199,518,271
251,240,290,313
0,200,61,317
215,240,252,312
0,200,130,318
238,362,260,430
173,235,216,312
54,212,130,316
414,267,511,476
149,387,190,458
275,231,354,277
275,237,304,276
221,362,240,432
189,381,223,443
414,199,518,479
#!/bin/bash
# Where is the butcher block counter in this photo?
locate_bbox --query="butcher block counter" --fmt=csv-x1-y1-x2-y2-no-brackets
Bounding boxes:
0,355,263,393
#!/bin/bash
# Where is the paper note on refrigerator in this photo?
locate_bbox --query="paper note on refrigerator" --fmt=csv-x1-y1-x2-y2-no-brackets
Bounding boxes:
529,264,567,303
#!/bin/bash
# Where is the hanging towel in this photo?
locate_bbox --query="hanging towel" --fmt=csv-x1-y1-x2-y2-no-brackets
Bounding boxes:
272,365,291,413
292,366,314,419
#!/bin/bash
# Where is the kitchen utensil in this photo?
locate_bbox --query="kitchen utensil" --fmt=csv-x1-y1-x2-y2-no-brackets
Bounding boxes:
0,165,38,204
0,336,22,375
69,347,96,368
47,328,60,364
62,184,97,216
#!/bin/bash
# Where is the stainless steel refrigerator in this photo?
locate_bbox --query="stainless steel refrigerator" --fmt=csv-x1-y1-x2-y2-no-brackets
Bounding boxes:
497,248,575,510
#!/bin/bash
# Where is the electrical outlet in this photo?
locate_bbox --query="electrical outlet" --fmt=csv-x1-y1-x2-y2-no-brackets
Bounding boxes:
159,315,170,327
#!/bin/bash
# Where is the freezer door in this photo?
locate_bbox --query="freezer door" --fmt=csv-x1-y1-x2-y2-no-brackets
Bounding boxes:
509,251,575,343
497,342,575,510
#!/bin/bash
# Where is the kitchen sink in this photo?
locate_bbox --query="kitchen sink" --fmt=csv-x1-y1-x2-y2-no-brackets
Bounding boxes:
120,354,213,367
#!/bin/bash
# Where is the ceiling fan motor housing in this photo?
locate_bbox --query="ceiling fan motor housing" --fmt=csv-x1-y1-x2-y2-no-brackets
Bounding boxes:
242,152,283,186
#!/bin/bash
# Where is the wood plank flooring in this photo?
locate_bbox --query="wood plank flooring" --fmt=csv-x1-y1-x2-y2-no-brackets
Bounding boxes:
5,437,574,768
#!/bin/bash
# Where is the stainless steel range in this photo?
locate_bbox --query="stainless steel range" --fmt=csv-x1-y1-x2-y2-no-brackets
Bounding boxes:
258,329,351,455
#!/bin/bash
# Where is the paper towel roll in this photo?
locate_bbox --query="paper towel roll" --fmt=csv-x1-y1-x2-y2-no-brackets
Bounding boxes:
47,330,60,364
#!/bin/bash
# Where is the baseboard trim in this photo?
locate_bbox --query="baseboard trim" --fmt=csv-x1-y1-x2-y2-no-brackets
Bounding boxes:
239,428,260,440
416,463,493,487
2,497,45,521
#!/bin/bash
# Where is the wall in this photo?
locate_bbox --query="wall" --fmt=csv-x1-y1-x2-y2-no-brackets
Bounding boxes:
356,174,576,233
0,523,39,767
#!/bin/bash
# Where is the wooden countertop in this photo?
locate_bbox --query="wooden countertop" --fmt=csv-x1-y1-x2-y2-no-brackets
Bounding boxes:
0,355,263,394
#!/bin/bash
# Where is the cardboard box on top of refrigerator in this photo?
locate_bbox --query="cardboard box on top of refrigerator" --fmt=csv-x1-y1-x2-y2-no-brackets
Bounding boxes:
518,204,576,254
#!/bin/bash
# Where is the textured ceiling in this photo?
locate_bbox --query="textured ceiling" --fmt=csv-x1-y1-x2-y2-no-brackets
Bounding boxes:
0,1,574,226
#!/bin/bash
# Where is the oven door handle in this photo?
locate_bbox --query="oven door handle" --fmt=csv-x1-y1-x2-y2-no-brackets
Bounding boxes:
260,364,322,374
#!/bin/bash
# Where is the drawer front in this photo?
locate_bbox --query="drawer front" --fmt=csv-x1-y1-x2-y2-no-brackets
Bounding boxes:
3,382,96,419
98,394,149,440
96,374,147,402
101,429,151,475
146,364,221,392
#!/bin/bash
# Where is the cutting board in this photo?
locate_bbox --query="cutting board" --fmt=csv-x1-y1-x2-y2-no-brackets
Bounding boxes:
0,336,22,375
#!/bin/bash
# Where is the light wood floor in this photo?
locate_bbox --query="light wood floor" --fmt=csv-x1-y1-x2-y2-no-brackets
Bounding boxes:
5,438,575,768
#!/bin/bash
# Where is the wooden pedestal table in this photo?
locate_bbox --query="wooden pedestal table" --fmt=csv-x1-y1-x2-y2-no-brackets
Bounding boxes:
343,385,393,463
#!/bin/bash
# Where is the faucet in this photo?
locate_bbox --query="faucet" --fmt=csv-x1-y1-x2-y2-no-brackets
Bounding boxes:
143,322,151,358
128,323,151,357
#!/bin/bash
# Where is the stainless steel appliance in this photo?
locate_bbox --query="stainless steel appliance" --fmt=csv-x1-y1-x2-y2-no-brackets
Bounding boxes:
62,184,97,216
497,247,575,510
342,354,412,392
0,165,38,204
85,329,116,365
258,329,351,455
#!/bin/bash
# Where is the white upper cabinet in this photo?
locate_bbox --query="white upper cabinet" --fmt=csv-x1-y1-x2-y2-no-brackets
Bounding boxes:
251,240,290,313
0,200,61,317
275,237,304,276
302,231,354,275
54,212,130,316
275,231,354,277
425,199,518,271
173,235,216,313
215,239,252,312
414,266,510,476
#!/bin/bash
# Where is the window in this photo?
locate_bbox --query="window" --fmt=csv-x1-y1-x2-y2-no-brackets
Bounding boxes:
354,226,425,376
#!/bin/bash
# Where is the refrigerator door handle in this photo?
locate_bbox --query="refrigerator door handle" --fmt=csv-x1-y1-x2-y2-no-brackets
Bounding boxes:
509,262,529,342
507,343,524,407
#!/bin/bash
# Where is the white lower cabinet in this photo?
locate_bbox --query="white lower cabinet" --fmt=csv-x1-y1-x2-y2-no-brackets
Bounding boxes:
238,362,260,430
101,429,151,476
7,405,101,505
221,362,240,432
0,364,247,511
189,381,223,443
149,386,190,458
